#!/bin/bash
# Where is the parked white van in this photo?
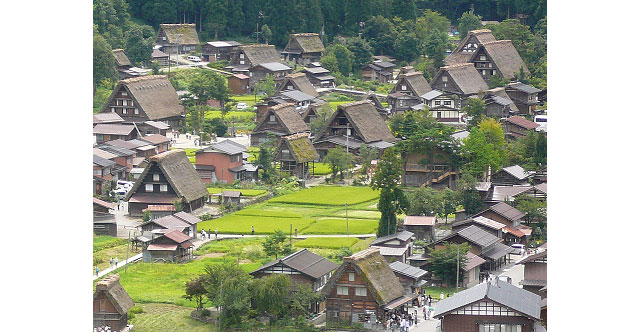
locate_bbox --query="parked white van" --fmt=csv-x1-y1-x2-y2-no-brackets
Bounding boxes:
534,115,547,132
187,55,201,62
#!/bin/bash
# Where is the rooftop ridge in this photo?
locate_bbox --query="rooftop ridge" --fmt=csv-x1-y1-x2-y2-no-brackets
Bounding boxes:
484,40,513,45
271,103,296,111
283,132,309,140
121,75,169,84
441,63,475,70
160,23,196,27
338,100,372,108
469,29,493,34
287,72,307,78
292,33,320,37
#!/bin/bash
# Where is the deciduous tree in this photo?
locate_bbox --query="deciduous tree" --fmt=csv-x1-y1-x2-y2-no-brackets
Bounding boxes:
371,149,408,236
429,242,470,287
324,147,354,182
183,275,208,310
262,230,293,259
457,10,483,39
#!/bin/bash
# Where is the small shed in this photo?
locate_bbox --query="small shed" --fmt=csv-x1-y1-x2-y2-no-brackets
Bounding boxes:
143,205,176,220
143,229,194,263
388,261,428,295
93,274,134,331
221,190,242,205
401,216,436,242
228,73,250,95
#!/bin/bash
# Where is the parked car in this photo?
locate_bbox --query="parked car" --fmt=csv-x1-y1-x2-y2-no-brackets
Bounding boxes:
187,55,201,62
117,180,133,187
113,189,128,199
236,102,249,110
534,115,547,132
511,243,525,254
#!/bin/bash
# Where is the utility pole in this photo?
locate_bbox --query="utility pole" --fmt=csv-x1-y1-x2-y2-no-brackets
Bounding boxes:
346,122,349,154
125,230,131,273
290,224,293,245
456,245,460,290
345,203,349,236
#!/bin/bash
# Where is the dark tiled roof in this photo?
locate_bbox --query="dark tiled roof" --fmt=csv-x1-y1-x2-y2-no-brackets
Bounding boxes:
507,82,541,94
389,261,428,279
480,202,526,222
456,225,501,248
252,249,338,279
93,154,116,168
371,230,414,246
506,116,540,130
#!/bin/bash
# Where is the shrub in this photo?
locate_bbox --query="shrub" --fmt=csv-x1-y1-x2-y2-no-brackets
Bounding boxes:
142,210,151,222
129,306,144,314
243,244,266,261
201,309,211,317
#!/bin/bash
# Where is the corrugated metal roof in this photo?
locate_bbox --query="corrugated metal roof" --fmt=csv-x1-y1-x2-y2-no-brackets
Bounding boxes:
483,242,516,260
456,225,501,248
146,243,178,251
93,154,116,167
163,229,192,243
508,82,541,94
403,216,436,226
93,123,135,135
464,252,486,271
173,211,201,225
258,62,292,71
281,89,315,102
252,249,338,279
202,139,246,155
389,261,428,279
421,90,443,100
484,202,526,222
371,230,414,245
371,245,408,256
501,165,536,180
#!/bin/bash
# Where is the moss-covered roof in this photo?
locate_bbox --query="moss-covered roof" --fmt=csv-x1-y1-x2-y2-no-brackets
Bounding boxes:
283,133,319,163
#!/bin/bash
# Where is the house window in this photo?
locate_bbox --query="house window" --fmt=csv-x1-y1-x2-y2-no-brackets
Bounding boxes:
488,63,492,68
111,107,115,112
240,60,245,65
249,72,253,77
94,169,102,176
145,184,153,192
123,109,127,115
160,184,168,192
153,174,160,181
269,115,275,122
442,76,448,82
482,70,486,75
355,287,367,296
434,100,441,106
401,85,406,91
444,101,451,106
480,55,486,61
96,134,104,141
492,70,496,75
134,108,139,115
348,273,355,281
337,286,349,295
240,53,244,59
162,36,166,41
122,91,127,96
437,112,442,118
479,324,522,332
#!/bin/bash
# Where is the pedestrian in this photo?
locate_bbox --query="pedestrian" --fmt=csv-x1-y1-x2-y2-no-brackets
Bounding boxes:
390,320,396,332
251,226,255,235
423,306,427,320
95,266,99,276
115,257,119,267
295,228,298,237
414,310,418,323
408,313,413,326
215,228,218,239
428,295,432,308
109,257,113,268
440,292,444,300
208,229,211,239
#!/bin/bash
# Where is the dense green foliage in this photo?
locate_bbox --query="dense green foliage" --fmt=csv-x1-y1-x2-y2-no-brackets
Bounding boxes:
371,149,408,237
462,118,506,179
324,147,355,182
429,242,470,286
262,230,294,259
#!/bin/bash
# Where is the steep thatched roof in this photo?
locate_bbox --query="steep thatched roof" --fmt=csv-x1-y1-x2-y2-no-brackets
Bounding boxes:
433,64,488,96
94,274,134,315
452,29,497,54
112,49,131,67
159,24,200,45
254,103,309,135
333,101,395,143
395,71,432,97
278,133,319,162
287,33,325,53
480,40,530,78
323,248,405,305
239,44,281,66
278,72,318,97
100,75,183,121
124,150,208,203
362,91,385,111
444,52,473,66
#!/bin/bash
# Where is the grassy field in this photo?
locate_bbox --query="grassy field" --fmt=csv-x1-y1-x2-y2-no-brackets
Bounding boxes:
94,244,141,271
235,207,302,218
170,147,200,157
115,257,260,307
301,218,378,235
198,214,315,234
330,209,381,219
311,162,332,175
293,237,358,249
204,110,255,122
270,186,379,206
423,286,459,300
130,303,213,332
231,94,260,107
194,237,264,256
206,187,267,197
94,235,126,252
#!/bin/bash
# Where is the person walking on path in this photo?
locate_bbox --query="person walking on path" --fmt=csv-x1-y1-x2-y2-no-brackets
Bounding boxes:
208,229,211,239
115,257,119,267
95,266,99,276
423,306,427,320
109,257,113,268
251,226,255,235
215,228,218,239
428,294,432,307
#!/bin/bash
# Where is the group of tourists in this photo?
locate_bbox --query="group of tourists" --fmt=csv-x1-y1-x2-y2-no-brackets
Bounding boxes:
388,312,418,332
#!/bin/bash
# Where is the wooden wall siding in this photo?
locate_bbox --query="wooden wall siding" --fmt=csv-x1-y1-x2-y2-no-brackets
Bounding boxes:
485,103,509,118
106,86,149,122
441,314,533,332
431,72,462,96
524,262,547,281
326,264,386,324
491,171,528,186
133,164,177,197
503,123,533,138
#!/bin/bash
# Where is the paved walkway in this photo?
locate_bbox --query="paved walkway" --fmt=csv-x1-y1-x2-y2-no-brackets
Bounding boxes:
93,253,143,281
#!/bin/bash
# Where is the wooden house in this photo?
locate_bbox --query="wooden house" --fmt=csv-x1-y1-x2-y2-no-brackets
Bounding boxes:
251,249,338,314
502,116,540,139
195,139,257,184
139,211,201,239
362,61,395,83
432,225,515,272
138,120,170,136
400,216,436,242
202,40,242,62
484,87,519,118
93,154,116,182
93,123,137,144
227,73,250,95
142,204,175,220
430,63,489,99
434,279,542,332
446,29,497,65
226,44,288,88
388,71,432,115
303,66,336,88
156,24,199,54
140,134,171,153
491,165,535,186
518,250,547,297
93,112,124,126
403,145,460,189
142,229,194,263
93,197,117,236
278,90,318,111
323,248,415,328
388,261,428,295
472,202,531,245
469,40,529,82
124,150,208,217
274,133,319,179
462,252,486,288
369,230,414,264
251,103,309,146
251,62,293,86
95,145,134,177
282,33,325,65
420,90,463,123
99,75,184,128
112,49,150,79
277,72,319,97
300,103,328,126
151,48,169,67
451,216,506,239
505,82,542,115
94,274,134,331
106,139,157,158
313,100,396,159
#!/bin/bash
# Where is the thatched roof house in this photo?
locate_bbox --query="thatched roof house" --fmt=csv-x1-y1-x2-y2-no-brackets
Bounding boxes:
474,40,530,79
323,248,414,326
391,71,432,97
237,44,281,67
99,75,184,126
112,49,131,68
430,63,489,97
157,23,199,45
274,133,319,178
124,149,208,216
282,33,325,64
251,103,309,145
450,29,497,55
277,72,319,97
93,274,134,331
